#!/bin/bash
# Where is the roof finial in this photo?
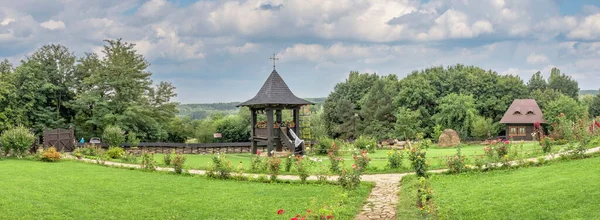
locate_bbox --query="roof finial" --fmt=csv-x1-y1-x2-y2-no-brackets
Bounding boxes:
270,54,279,70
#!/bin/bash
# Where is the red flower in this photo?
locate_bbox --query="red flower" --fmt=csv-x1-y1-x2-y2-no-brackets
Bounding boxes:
306,210,311,213
326,215,334,219
291,218,298,220
352,164,357,169
503,140,510,145
257,149,262,155
277,209,285,215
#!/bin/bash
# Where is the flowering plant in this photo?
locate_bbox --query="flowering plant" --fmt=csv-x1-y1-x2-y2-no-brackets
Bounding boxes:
386,149,404,169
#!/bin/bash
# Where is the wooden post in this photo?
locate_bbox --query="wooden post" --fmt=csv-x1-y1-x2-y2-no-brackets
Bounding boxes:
250,108,257,154
276,109,282,123
293,108,301,138
267,109,274,156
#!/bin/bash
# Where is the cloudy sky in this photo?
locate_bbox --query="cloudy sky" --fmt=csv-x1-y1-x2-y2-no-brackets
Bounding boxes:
1,0,600,103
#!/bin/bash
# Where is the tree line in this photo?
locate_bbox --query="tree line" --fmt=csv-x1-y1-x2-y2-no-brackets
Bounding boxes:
322,65,600,141
0,39,178,141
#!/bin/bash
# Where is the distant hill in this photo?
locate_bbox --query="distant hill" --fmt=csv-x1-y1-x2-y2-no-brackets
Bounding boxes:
581,90,599,96
178,98,326,120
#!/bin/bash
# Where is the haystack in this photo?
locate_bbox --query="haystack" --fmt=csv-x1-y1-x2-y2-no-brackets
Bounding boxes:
438,129,460,147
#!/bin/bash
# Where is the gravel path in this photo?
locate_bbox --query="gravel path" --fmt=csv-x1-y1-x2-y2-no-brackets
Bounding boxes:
74,146,600,220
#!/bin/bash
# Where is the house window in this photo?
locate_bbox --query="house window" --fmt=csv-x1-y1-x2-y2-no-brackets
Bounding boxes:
508,126,527,137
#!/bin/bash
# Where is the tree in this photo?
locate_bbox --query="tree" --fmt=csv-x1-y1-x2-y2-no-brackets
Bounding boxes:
213,115,250,143
529,89,563,110
548,68,579,100
543,95,587,126
394,73,437,136
471,116,498,138
73,39,177,140
527,71,547,92
394,107,423,140
358,75,398,140
323,71,378,139
433,93,477,138
589,91,600,117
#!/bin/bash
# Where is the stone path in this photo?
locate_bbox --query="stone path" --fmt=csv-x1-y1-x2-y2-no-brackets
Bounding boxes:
74,146,600,220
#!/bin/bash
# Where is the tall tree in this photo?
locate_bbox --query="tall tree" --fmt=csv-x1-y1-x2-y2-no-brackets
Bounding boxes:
358,75,398,139
589,91,600,118
543,95,587,125
548,68,579,100
527,71,547,92
433,93,477,138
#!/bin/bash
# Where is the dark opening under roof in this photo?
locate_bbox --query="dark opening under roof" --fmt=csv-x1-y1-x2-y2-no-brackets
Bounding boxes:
237,69,313,108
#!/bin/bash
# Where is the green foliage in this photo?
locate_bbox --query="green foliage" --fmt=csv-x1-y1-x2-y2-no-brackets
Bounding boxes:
284,153,293,172
294,156,310,183
394,107,423,140
433,93,477,138
315,137,340,155
408,141,430,178
213,115,250,143
127,132,140,147
387,149,404,169
1,126,35,158
250,153,265,172
140,151,157,170
163,150,174,165
527,71,547,92
432,125,443,140
353,136,377,153
471,116,498,138
358,75,398,140
102,125,125,147
548,68,580,100
416,177,434,216
266,156,282,181
446,146,466,173
540,137,554,153
544,95,587,126
589,92,600,117
172,153,187,174
206,153,233,179
106,147,125,159
121,151,138,163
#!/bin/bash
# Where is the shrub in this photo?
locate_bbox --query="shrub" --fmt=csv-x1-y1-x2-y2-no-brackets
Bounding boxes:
540,137,554,153
102,125,125,147
1,126,35,158
78,145,104,157
554,139,568,145
416,177,434,216
315,137,342,155
207,153,233,179
121,151,138,163
40,147,61,162
127,132,140,147
387,149,404,169
294,156,309,183
354,136,377,153
314,162,330,183
250,152,264,172
267,156,282,181
352,150,370,172
106,147,125,159
172,153,187,174
446,146,466,173
163,150,174,165
284,152,293,172
408,141,430,178
537,156,547,166
328,141,343,173
140,151,157,170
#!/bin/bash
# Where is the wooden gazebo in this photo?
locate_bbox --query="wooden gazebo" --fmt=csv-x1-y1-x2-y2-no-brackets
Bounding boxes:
237,66,313,156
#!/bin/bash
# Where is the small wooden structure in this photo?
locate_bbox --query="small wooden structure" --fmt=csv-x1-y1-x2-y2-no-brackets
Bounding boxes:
500,99,546,141
43,128,75,152
237,61,313,156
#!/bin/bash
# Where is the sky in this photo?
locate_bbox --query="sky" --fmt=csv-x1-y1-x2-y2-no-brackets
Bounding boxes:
1,0,599,103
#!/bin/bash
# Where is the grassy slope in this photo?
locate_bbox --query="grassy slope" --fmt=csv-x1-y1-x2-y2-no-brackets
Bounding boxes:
0,160,370,219
399,157,600,219
145,142,548,174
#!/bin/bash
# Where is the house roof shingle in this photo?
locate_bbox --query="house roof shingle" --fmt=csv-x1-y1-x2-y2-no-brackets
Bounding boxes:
500,99,546,124
237,69,313,107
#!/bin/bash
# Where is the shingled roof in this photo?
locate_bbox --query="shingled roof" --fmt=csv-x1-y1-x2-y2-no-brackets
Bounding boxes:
237,69,313,107
500,99,546,124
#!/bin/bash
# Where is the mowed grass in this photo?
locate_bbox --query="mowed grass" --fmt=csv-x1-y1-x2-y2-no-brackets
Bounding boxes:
399,156,600,219
145,142,548,174
0,159,371,219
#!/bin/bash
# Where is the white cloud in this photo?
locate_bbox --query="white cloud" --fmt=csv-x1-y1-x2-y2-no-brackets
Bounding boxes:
40,19,65,30
568,13,600,40
223,43,259,54
526,53,549,64
1,17,14,26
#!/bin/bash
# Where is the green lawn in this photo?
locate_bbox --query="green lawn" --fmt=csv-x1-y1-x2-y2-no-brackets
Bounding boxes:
136,142,552,174
398,156,600,219
0,159,371,219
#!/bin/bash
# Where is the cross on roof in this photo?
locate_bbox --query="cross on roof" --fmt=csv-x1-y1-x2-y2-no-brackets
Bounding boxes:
270,54,279,70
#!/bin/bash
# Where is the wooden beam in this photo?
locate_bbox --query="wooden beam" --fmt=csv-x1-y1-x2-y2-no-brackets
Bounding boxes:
266,109,274,156
293,108,300,138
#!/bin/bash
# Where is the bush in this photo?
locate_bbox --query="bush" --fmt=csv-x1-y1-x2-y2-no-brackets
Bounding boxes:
172,153,187,174
294,156,309,183
127,132,140,147
446,146,466,173
207,153,233,179
354,136,377,153
315,137,340,155
1,126,35,158
284,152,294,172
267,156,282,181
408,140,429,178
540,137,554,153
352,150,370,172
102,125,125,147
163,150,174,165
416,177,434,216
387,149,404,169
77,145,104,157
555,139,568,145
40,147,61,162
140,151,157,170
250,152,265,172
121,151,138,163
106,147,125,159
